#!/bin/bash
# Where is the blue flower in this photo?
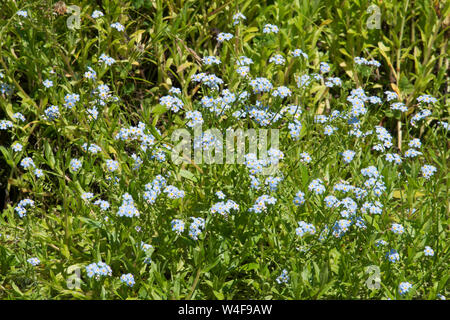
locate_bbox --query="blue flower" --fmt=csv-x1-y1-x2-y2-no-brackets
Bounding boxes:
43,79,53,88
385,153,402,165
84,66,97,80
217,32,233,42
324,195,339,208
86,261,112,279
293,191,305,206
232,12,246,25
385,91,398,101
391,102,407,112
210,199,239,217
408,138,421,148
410,109,432,127
421,165,437,179
275,269,289,284
296,74,311,87
215,191,226,199
249,195,276,213
117,193,140,218
375,239,387,247
92,10,104,18
391,223,404,235
169,87,181,95
236,56,253,66
202,56,221,65
188,217,205,240
120,273,135,287
34,168,44,178
404,148,422,158
265,176,283,191
272,86,291,98
159,95,184,112
417,94,437,104
0,120,13,130
70,158,82,172
296,221,316,236
93,199,110,211
81,192,94,202
308,179,326,195
15,199,35,218
325,77,342,87
332,219,352,237
17,10,28,18
27,257,40,266
171,219,185,234
20,157,35,169
164,185,185,199
185,110,204,127
269,54,286,65
386,249,400,263
291,49,308,59
13,112,26,122
320,62,331,73
44,105,60,120
424,246,434,257
399,282,412,295
299,152,312,163
106,159,119,172
354,57,380,67
341,150,356,163
111,22,125,32
323,125,337,136
12,142,23,152
64,93,80,109
99,53,115,66
262,24,279,34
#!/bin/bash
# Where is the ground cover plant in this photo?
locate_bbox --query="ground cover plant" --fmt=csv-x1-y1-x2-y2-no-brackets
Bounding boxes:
0,0,448,300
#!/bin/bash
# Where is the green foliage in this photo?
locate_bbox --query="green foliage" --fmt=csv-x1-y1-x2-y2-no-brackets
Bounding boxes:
0,0,448,300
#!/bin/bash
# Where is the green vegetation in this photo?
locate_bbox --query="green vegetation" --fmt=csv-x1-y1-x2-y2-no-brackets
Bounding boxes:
0,0,448,299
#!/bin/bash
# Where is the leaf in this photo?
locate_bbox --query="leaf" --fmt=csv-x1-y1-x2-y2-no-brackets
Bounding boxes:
203,257,220,273
398,74,414,95
339,48,352,59
241,263,259,272
44,140,55,169
177,62,193,73
78,216,102,229
0,146,14,167
316,280,335,299
378,42,396,79
390,83,401,98
179,169,197,182
108,146,118,156
393,190,424,199
61,244,70,259
4,102,14,119
320,19,333,26
11,282,23,296
152,104,167,116
213,290,224,300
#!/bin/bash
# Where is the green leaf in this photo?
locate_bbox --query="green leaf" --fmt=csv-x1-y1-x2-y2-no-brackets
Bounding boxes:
213,290,224,300
179,169,197,182
44,140,56,169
